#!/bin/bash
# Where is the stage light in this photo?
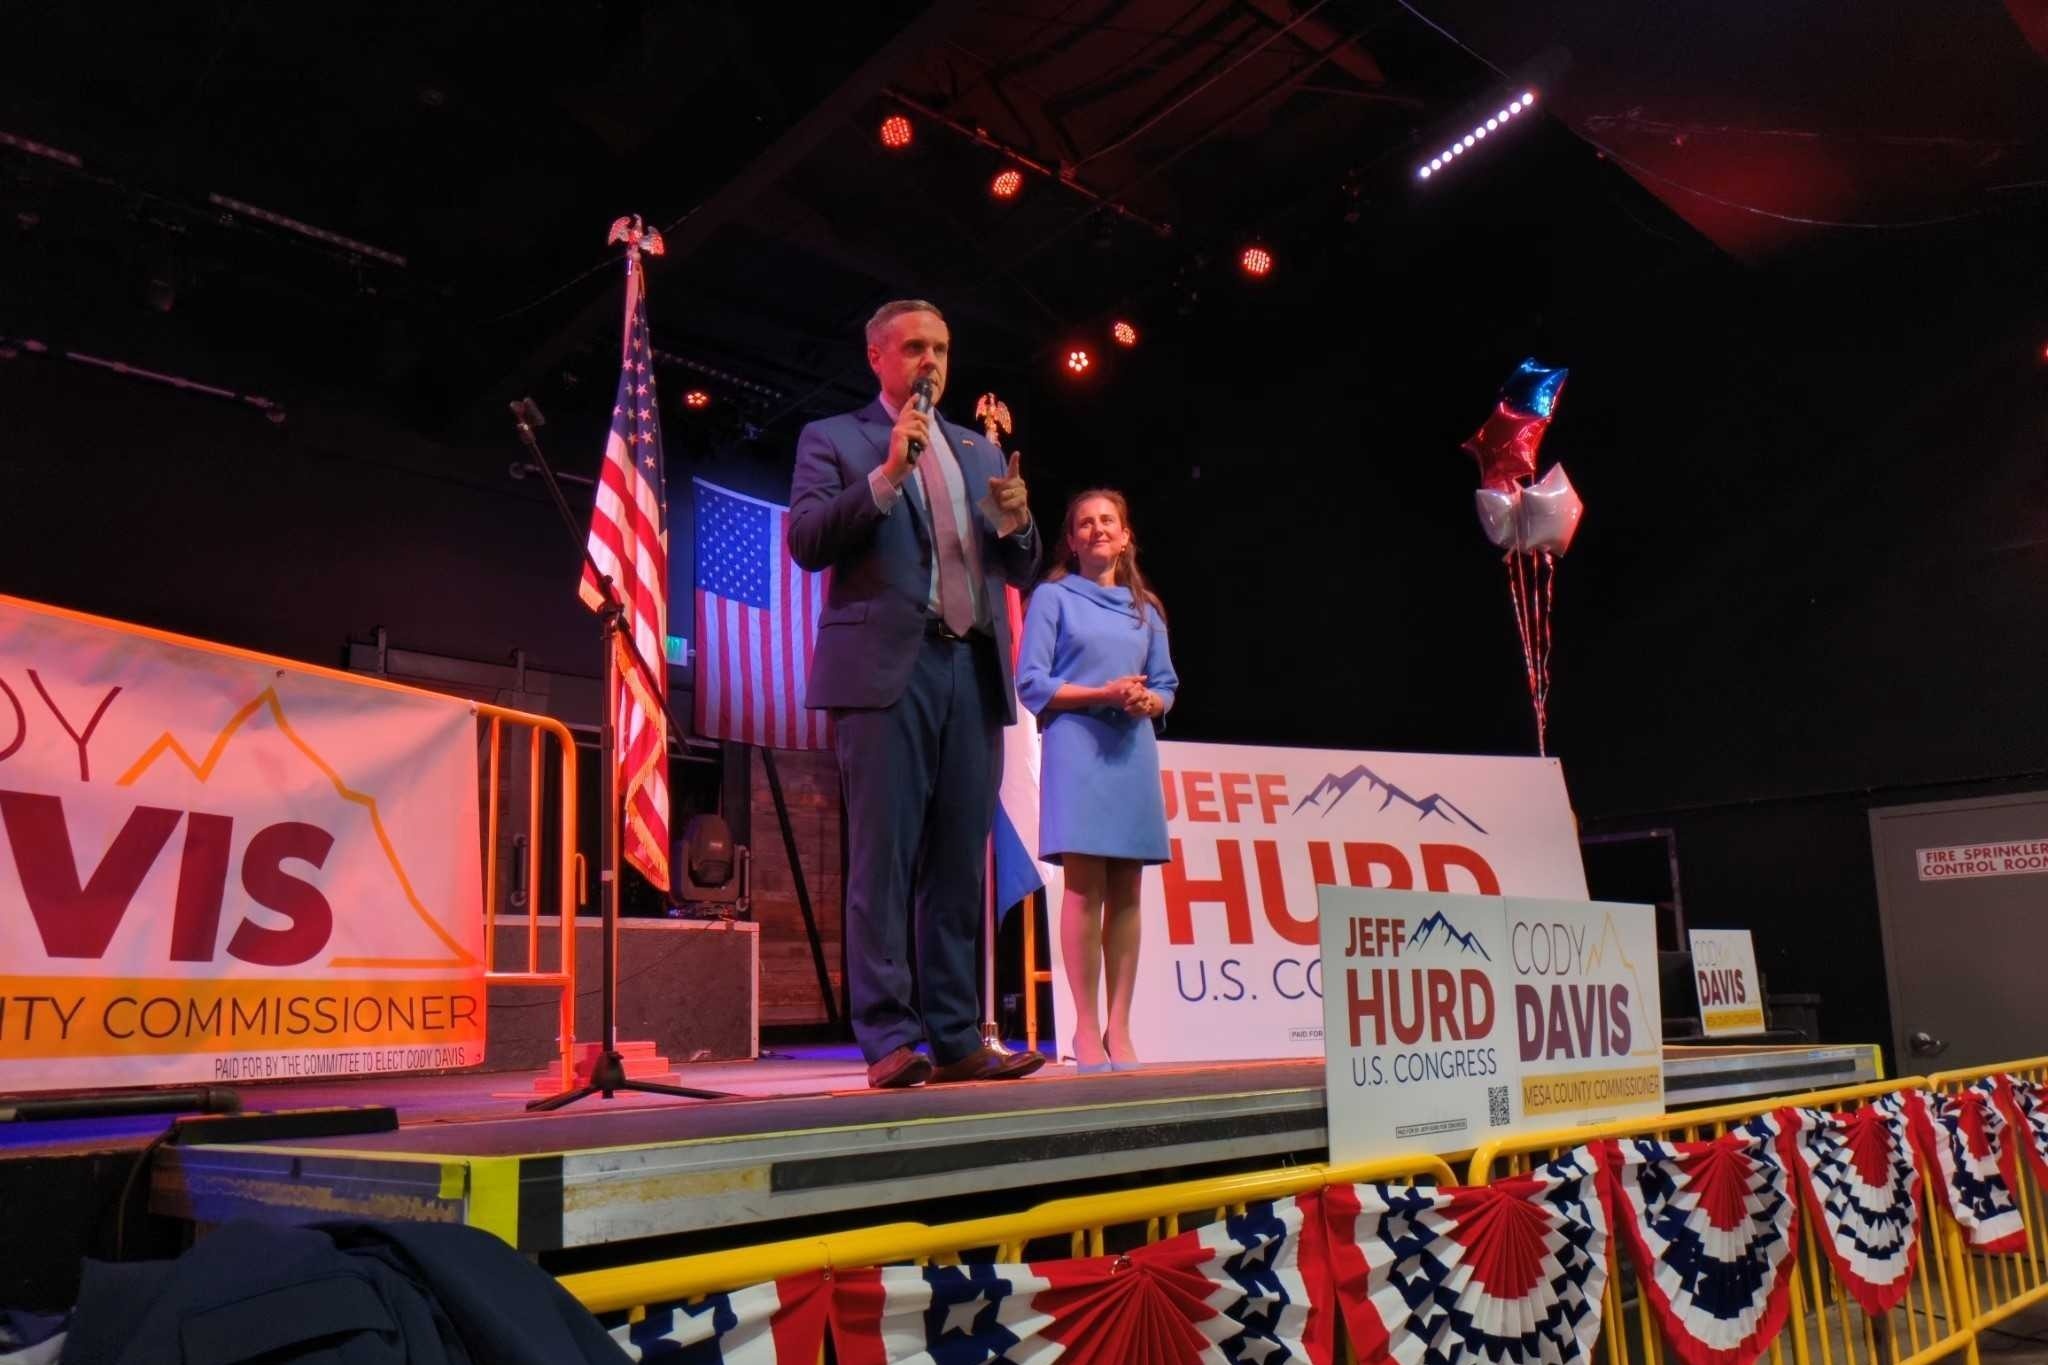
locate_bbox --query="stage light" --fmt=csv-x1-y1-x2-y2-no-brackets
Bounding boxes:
1065,347,1092,375
991,168,1022,199
879,114,913,150
684,390,711,408
1239,245,1273,278
1416,88,1540,183
1111,320,1138,347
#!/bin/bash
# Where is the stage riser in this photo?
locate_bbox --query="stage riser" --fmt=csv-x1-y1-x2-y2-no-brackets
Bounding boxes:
484,918,757,1071
146,1043,1882,1262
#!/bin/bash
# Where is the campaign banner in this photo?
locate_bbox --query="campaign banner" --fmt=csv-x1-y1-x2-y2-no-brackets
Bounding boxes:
0,595,486,1091
1688,928,1764,1037
1042,741,1587,1064
1320,888,1663,1161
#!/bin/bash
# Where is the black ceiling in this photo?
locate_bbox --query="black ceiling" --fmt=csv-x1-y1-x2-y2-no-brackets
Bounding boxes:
3,1,2043,444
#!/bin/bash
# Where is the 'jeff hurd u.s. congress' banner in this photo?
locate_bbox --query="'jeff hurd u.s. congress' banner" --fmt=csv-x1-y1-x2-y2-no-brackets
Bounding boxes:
1043,741,1589,1064
0,595,486,1092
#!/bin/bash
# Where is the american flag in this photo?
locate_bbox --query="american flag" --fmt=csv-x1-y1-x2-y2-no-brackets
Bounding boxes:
580,249,671,891
692,479,831,750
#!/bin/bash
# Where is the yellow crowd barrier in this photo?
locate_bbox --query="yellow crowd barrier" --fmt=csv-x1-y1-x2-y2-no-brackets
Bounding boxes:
1926,1057,2048,1354
1469,1077,1978,1365
563,1060,2048,1363
560,1152,1455,1321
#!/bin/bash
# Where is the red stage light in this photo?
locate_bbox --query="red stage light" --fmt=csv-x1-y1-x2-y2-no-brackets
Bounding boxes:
1111,320,1138,347
684,390,711,408
1240,245,1273,278
1065,348,1092,375
991,169,1023,199
879,115,913,150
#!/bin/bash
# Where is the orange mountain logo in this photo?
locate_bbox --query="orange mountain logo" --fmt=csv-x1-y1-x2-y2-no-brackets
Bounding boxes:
115,687,477,969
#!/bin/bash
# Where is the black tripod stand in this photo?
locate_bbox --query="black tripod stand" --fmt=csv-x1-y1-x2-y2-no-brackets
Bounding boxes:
511,398,731,1109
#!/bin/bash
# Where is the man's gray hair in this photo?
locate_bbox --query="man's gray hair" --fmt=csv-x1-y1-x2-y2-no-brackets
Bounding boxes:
865,298,944,346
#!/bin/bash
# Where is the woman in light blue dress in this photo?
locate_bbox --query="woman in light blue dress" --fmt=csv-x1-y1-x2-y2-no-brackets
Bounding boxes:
1016,490,1178,1073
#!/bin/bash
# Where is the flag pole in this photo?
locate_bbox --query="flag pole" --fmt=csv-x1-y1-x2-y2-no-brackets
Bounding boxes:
515,221,732,1109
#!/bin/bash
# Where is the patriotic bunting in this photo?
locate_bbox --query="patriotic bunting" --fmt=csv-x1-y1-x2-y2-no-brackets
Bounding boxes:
1995,1075,2048,1192
1775,1096,1923,1316
1907,1083,2028,1254
612,1271,829,1363
1323,1149,1609,1365
593,1077,2048,1365
830,1195,1335,1365
1602,1123,1801,1365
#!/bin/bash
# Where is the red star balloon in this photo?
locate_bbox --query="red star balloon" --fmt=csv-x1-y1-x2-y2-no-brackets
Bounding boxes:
1461,402,1550,491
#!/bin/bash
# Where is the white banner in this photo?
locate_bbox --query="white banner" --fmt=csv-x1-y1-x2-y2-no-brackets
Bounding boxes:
1321,888,1663,1161
0,596,486,1091
1688,928,1763,1037
1042,741,1588,1064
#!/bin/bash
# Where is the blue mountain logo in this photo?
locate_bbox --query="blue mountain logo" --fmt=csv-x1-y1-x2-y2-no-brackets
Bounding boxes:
1408,910,1493,960
1292,765,1488,833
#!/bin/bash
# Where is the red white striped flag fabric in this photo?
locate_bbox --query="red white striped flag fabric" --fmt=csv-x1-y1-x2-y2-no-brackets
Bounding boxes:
691,478,831,750
579,248,671,891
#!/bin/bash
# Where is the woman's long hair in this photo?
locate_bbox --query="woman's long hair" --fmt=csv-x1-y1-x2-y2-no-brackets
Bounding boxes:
1043,488,1164,628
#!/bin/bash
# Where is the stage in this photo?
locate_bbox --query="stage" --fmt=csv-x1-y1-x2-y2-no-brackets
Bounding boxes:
120,1043,1880,1241
0,1040,1881,1306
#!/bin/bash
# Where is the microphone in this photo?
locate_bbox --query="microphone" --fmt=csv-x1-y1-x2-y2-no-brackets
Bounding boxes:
906,374,935,464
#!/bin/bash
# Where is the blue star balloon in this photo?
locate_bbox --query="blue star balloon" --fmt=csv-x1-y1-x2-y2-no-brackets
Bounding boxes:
1499,357,1569,418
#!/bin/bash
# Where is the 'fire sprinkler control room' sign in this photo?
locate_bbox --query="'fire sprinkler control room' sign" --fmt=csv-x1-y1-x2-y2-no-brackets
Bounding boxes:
1916,840,2048,882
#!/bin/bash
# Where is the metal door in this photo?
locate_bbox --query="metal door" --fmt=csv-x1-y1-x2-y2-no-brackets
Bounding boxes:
1870,791,2048,1072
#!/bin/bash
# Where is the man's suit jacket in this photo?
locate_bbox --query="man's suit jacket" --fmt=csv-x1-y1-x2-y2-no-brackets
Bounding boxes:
786,398,1040,721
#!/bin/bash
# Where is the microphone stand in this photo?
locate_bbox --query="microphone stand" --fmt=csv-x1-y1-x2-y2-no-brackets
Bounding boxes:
510,398,732,1109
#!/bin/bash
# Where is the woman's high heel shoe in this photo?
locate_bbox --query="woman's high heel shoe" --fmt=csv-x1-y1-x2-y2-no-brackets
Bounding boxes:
1072,1038,1113,1074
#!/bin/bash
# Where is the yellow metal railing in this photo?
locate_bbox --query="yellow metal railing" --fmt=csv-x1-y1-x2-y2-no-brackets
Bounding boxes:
1469,1077,1977,1365
1022,888,1051,1053
560,1059,2048,1365
477,706,581,1090
1926,1058,2048,1346
560,1152,1455,1319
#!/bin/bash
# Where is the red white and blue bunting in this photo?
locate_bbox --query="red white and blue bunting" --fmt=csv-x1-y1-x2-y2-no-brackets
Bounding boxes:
1602,1124,1801,1365
1995,1074,2048,1192
1774,1095,1923,1316
1323,1148,1610,1365
830,1194,1336,1365
1907,1083,2027,1254
612,1270,830,1363
599,1076,2048,1365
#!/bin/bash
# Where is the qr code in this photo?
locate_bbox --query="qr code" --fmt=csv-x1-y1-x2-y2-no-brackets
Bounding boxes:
1487,1085,1511,1127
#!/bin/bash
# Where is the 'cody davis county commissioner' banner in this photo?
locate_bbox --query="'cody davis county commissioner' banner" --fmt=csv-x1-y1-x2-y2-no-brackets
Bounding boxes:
1041,741,1588,1063
0,595,486,1092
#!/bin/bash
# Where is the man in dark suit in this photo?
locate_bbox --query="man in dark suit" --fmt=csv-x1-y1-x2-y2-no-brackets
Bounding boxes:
787,300,1047,1088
